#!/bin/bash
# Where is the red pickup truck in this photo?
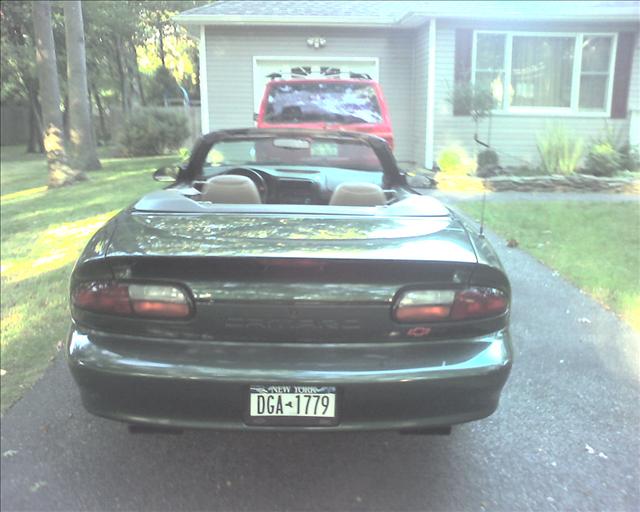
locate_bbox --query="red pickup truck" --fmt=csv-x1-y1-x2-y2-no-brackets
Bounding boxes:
256,77,394,150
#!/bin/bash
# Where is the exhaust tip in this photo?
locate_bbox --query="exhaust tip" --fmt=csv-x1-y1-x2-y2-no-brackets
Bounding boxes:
399,426,452,436
127,424,184,435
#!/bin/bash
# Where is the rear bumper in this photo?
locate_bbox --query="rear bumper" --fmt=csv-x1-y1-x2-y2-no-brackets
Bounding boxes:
67,325,512,431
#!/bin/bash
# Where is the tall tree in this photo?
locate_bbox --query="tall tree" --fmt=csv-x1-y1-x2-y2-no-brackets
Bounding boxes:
32,0,85,187
63,0,101,170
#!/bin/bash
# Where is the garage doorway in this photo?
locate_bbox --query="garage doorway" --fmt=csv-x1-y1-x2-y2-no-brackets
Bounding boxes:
252,57,379,114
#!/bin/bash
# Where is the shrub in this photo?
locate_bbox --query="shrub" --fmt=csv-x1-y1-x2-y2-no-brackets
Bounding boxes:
582,142,622,177
118,108,189,156
619,144,640,172
477,149,499,168
581,125,635,177
537,123,584,175
437,146,476,176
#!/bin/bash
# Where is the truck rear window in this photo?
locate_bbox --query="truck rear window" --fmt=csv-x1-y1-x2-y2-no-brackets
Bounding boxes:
264,83,383,124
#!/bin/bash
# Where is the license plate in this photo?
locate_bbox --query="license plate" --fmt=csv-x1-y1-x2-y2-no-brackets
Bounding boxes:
248,385,337,425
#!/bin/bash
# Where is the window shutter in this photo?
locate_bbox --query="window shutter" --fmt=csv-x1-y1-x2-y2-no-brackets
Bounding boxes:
454,29,473,115
611,32,636,119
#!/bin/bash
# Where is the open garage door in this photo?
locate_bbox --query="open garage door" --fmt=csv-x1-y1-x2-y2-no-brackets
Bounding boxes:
253,57,379,114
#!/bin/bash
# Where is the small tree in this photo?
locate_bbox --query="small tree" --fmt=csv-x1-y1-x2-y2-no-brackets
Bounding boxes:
449,83,496,144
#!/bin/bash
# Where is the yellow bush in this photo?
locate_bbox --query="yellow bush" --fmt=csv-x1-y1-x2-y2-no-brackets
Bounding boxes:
437,146,477,176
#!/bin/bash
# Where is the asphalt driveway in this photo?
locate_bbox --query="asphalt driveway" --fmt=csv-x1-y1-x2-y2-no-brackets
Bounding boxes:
1,225,639,512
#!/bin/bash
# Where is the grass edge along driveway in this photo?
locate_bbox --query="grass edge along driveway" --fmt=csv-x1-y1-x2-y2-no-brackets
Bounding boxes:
1,146,177,413
458,200,640,331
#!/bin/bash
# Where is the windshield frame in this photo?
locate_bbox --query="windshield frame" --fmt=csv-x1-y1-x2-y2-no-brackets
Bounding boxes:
182,129,404,186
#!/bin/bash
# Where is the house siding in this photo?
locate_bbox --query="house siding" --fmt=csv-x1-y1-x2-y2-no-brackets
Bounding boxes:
412,24,429,166
628,32,640,147
203,26,420,164
433,20,639,167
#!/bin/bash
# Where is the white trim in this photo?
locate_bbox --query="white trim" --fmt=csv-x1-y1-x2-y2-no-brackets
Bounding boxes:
472,30,618,116
175,14,404,28
252,56,380,114
503,34,512,110
570,33,583,110
492,109,611,118
425,18,436,168
198,25,210,134
253,56,381,65
605,34,618,115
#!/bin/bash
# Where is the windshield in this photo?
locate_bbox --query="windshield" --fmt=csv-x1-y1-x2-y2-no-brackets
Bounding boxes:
204,138,383,172
264,83,383,124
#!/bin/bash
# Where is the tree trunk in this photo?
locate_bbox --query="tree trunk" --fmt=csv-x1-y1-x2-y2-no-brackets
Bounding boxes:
26,78,44,154
64,0,101,170
158,23,166,70
32,0,86,188
92,84,108,144
115,36,129,115
126,40,142,109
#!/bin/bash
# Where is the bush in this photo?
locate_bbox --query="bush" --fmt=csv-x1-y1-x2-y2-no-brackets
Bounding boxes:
582,142,622,177
118,108,189,156
581,126,635,177
436,146,476,176
619,144,640,172
477,149,499,168
537,123,584,175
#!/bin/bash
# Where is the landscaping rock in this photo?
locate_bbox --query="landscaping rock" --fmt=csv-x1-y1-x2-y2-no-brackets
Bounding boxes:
479,175,639,194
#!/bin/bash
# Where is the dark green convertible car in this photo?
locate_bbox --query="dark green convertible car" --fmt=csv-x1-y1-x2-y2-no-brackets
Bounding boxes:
68,128,512,433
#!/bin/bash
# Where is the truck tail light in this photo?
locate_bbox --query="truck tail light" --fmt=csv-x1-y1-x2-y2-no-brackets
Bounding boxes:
393,287,507,323
72,281,192,319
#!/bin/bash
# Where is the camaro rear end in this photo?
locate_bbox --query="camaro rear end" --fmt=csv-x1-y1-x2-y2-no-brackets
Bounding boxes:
67,129,512,432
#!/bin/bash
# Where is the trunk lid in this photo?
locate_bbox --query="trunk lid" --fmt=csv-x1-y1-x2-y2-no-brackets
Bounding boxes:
106,212,477,263
79,211,507,343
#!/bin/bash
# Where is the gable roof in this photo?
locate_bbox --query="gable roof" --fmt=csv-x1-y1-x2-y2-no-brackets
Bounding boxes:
175,1,640,27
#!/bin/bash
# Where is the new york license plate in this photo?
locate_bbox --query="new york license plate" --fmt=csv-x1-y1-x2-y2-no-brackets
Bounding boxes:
247,385,337,426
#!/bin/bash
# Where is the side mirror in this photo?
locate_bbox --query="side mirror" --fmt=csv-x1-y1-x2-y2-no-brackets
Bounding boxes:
153,166,181,182
253,112,258,121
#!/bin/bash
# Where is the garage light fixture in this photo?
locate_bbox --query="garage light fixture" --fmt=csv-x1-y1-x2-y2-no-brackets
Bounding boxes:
307,37,326,49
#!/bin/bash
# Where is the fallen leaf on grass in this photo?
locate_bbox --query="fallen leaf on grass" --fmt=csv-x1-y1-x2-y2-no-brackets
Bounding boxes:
506,239,519,248
29,481,47,492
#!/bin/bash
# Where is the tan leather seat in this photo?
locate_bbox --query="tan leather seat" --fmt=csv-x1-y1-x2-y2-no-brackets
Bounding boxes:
329,182,386,207
201,175,261,204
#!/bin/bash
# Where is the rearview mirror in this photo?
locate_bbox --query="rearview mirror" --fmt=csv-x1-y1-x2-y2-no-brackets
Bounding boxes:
153,166,181,182
273,138,310,150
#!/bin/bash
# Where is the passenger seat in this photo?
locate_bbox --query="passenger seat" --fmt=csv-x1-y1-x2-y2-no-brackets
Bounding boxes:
329,182,386,206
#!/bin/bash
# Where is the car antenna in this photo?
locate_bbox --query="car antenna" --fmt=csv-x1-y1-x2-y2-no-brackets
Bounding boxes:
479,190,487,238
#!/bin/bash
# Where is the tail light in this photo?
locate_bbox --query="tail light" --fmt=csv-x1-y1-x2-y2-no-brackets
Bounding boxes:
72,281,192,319
393,287,507,323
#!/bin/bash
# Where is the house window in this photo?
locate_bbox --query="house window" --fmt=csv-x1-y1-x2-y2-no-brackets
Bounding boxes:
473,32,616,114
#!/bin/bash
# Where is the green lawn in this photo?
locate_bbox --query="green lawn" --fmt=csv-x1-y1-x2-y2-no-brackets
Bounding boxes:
458,200,640,330
0,145,177,412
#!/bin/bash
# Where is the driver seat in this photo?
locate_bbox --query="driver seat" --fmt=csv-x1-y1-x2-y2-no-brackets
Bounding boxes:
201,175,262,204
